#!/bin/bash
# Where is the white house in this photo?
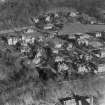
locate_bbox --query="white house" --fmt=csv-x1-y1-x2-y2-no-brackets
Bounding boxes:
52,48,59,54
32,57,41,65
85,54,93,61
58,62,69,72
21,35,35,45
96,32,102,37
38,36,44,42
79,34,90,39
33,17,39,23
78,65,88,74
36,49,42,58
65,99,76,105
77,38,89,46
69,9,79,17
66,43,73,51
97,64,105,73
22,35,26,40
20,46,30,53
54,13,59,18
45,15,51,22
44,23,54,30
30,36,35,43
25,29,34,33
55,56,64,62
8,38,13,45
8,37,18,45
68,34,76,40
69,12,77,17
55,43,62,48
12,37,18,45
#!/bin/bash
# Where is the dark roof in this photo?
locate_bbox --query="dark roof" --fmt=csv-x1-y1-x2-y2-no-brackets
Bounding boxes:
58,23,105,35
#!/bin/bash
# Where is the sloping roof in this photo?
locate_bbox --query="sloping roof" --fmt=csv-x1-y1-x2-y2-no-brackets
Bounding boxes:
58,23,105,35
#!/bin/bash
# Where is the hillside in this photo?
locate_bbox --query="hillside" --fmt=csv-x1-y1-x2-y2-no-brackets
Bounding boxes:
0,0,105,29
0,0,105,105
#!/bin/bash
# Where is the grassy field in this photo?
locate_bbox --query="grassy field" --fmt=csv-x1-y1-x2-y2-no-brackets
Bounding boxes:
59,23,105,35
0,74,105,105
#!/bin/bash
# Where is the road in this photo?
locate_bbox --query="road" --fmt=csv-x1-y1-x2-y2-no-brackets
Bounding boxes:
0,26,35,35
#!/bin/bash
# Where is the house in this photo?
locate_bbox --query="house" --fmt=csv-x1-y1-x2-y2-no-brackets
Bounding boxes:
77,38,89,46
8,36,18,45
92,49,105,58
97,64,105,73
58,62,69,72
97,8,105,22
87,16,97,24
8,38,13,45
33,17,39,23
55,43,62,49
66,43,73,51
79,34,90,39
43,23,54,30
52,48,59,54
69,8,79,17
63,95,92,105
45,15,51,22
36,49,42,58
38,36,44,42
68,34,76,39
64,99,76,105
21,34,35,45
51,38,64,49
20,46,30,53
95,32,102,37
25,29,34,33
88,40,103,48
31,37,35,43
80,13,97,24
32,57,41,65
55,56,64,62
54,13,59,18
69,12,77,17
90,17,97,24
85,54,93,61
12,37,18,45
78,65,88,74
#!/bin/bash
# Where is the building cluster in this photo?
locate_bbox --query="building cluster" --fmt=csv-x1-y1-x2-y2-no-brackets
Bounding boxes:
32,7,103,32
2,27,105,77
63,95,92,105
1,8,105,79
7,33,35,54
32,8,80,31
